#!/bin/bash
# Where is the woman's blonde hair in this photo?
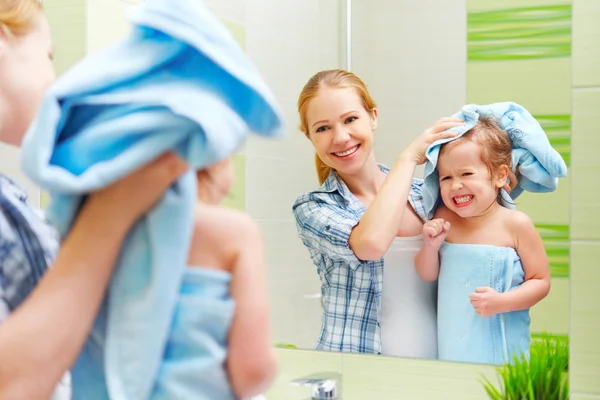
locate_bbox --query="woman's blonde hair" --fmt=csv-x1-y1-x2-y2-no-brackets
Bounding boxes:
0,0,42,37
298,69,377,185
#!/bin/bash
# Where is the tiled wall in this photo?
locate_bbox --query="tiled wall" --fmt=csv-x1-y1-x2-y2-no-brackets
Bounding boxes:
351,0,467,171
244,0,344,350
570,0,600,396
467,0,572,338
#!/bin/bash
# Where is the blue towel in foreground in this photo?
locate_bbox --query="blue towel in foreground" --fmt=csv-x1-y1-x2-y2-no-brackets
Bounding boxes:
422,102,567,219
20,0,284,398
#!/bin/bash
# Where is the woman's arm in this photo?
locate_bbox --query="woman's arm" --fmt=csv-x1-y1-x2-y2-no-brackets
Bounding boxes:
349,118,461,261
226,214,277,399
0,153,186,400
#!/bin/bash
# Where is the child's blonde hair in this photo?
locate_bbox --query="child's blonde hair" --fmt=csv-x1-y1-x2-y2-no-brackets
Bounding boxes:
0,0,42,37
441,116,513,175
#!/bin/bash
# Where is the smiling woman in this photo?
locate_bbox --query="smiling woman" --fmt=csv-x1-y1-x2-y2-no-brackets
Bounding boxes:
292,69,461,356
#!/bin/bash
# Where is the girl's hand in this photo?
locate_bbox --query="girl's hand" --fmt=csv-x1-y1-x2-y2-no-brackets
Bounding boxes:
403,118,463,164
469,287,503,318
422,218,450,249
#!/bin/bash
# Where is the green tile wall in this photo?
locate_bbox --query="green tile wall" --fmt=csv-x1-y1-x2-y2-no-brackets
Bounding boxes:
570,0,600,396
467,0,572,338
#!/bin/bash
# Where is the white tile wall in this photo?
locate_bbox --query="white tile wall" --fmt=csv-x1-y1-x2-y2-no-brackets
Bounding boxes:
245,0,344,348
352,0,467,169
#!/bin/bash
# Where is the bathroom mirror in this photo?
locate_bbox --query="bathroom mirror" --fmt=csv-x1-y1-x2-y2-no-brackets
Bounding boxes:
260,0,571,369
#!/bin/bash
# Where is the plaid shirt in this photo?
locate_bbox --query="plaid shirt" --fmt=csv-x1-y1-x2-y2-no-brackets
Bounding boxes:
292,165,427,354
0,174,58,319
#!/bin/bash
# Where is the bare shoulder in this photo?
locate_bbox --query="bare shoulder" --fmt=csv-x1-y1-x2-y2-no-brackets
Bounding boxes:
193,205,261,243
504,208,535,231
189,205,261,270
503,209,538,247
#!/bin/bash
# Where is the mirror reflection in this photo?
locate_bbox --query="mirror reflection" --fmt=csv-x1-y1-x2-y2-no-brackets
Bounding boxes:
269,0,571,368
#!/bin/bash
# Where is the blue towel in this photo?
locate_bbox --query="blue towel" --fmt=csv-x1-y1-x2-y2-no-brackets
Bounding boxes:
437,243,530,365
422,102,568,219
20,0,285,398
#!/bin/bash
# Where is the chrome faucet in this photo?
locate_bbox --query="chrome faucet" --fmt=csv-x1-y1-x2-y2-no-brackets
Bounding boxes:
290,372,340,399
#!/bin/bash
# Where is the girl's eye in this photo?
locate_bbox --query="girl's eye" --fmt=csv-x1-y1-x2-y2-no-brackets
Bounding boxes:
440,176,450,181
462,172,473,177
345,116,357,124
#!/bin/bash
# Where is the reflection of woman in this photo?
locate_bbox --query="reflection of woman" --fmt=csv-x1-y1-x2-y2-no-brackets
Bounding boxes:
292,69,461,356
0,2,186,398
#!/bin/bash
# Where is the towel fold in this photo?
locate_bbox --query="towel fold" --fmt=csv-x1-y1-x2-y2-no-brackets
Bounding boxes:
21,0,284,398
422,102,567,219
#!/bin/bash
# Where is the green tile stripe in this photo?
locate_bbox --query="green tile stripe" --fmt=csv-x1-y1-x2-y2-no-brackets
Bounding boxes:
536,224,569,278
468,4,572,61
534,114,571,166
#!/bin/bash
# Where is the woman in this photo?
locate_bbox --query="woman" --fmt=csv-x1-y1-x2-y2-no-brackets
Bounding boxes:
0,1,186,398
292,69,463,357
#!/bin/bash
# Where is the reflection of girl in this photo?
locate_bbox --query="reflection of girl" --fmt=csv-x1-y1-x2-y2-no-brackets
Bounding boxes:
0,2,185,398
292,69,461,356
416,118,550,365
153,158,277,399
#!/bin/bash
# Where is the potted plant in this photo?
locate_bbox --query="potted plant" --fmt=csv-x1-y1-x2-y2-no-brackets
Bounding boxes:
481,333,569,400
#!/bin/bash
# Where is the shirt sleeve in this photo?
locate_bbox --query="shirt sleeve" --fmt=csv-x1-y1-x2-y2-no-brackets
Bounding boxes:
292,194,364,268
408,178,429,221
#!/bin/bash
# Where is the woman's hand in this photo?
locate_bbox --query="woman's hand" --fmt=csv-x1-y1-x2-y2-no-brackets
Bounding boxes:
503,167,520,194
403,117,464,164
85,152,188,229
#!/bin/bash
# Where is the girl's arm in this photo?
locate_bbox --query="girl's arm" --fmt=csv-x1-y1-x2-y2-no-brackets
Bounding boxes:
226,214,277,399
498,211,551,313
0,153,186,400
349,119,461,261
415,217,450,281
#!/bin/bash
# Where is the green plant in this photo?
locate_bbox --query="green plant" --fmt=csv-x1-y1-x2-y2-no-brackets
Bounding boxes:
481,333,569,400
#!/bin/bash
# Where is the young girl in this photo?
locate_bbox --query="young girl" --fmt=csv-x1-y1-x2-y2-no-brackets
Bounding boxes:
415,117,551,365
152,158,277,400
0,1,186,398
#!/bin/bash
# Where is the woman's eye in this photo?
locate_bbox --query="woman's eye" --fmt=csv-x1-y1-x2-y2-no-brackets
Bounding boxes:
345,117,357,124
315,126,328,133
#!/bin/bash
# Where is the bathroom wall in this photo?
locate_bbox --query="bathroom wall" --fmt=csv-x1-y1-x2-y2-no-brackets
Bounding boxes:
570,0,600,396
243,0,345,349
351,0,468,172
467,0,572,338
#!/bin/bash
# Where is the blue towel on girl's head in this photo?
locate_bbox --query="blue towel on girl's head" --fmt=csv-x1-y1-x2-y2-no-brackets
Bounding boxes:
422,102,567,219
20,0,284,399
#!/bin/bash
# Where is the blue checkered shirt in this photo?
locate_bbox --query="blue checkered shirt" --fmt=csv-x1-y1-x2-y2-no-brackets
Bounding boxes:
292,165,427,354
0,174,58,320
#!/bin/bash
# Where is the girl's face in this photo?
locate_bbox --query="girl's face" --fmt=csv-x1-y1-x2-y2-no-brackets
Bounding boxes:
438,140,508,218
0,13,55,146
305,86,378,177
